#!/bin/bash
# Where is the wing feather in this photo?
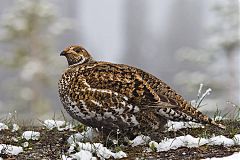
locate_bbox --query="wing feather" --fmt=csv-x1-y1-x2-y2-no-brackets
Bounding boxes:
80,62,178,109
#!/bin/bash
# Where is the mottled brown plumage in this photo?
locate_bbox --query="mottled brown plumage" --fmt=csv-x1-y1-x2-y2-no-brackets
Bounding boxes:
58,45,225,135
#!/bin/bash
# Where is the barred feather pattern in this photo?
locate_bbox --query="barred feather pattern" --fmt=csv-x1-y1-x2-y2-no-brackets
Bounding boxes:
58,45,225,135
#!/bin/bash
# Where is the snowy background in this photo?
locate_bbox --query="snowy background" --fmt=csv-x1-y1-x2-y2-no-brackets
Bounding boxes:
0,0,239,121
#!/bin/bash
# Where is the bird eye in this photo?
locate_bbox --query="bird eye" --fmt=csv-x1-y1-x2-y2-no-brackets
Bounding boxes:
73,47,81,53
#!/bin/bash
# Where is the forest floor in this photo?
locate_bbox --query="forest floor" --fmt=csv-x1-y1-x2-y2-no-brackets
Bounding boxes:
0,119,240,160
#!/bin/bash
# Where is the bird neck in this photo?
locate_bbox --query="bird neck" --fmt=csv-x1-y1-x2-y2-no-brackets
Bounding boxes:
68,58,95,67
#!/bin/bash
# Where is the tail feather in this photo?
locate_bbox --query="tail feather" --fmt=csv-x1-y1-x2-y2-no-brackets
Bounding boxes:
209,119,226,129
157,99,226,129
179,101,226,129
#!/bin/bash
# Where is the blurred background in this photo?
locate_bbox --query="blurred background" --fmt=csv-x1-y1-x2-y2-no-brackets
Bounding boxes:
0,0,239,122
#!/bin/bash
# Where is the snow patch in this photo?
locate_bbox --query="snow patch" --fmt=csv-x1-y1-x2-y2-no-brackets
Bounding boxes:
70,150,93,160
149,134,240,152
66,131,127,159
22,131,40,140
61,154,72,160
156,135,208,151
112,151,128,159
0,144,23,155
131,135,151,147
209,135,234,146
67,127,95,143
73,142,127,159
44,119,75,131
233,134,240,144
0,123,8,131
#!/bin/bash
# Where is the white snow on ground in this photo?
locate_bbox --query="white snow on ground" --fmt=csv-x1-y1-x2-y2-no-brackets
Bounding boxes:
68,142,127,159
44,119,75,131
148,134,240,152
0,144,23,155
166,121,203,131
22,131,40,140
67,127,95,143
113,151,128,159
130,135,151,147
202,152,240,160
156,135,208,151
64,126,127,159
61,154,72,160
64,131,127,159
234,134,240,143
70,150,93,160
209,135,234,146
0,123,8,131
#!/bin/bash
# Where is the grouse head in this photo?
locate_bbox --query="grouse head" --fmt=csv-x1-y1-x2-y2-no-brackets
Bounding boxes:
60,45,93,66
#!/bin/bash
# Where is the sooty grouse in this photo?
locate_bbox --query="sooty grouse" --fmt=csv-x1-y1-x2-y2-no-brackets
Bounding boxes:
58,45,225,135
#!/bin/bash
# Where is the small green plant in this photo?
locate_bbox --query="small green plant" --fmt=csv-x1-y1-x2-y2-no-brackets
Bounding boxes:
213,107,230,121
149,142,157,152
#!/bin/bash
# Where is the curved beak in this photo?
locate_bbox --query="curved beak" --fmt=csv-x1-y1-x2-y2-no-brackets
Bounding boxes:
60,51,66,56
